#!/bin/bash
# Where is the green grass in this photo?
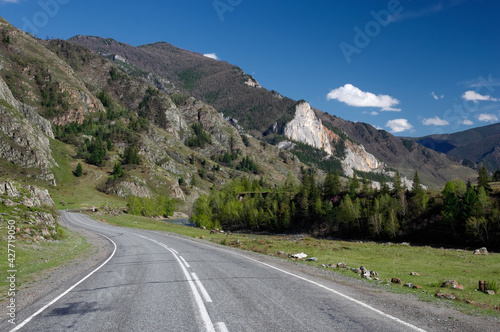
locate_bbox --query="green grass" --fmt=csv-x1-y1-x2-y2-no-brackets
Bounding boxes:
0,226,92,302
98,212,500,316
49,138,126,210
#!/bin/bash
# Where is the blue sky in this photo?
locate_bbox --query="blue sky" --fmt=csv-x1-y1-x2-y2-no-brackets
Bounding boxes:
1,0,499,137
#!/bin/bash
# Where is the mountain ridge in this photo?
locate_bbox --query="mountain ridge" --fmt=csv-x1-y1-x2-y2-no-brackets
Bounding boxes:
68,35,477,188
411,122,500,172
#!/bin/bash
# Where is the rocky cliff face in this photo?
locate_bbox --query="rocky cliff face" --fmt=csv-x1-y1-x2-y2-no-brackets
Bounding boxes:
0,77,57,184
0,180,57,241
284,102,333,155
341,140,384,177
283,101,385,177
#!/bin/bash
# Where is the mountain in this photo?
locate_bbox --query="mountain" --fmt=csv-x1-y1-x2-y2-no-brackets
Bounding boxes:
0,18,304,213
412,123,500,172
69,35,477,188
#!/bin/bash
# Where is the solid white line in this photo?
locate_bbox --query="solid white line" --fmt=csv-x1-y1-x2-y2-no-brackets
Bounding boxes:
166,248,216,332
180,256,191,268
215,322,229,332
226,250,427,332
10,233,117,332
171,248,179,254
192,273,213,303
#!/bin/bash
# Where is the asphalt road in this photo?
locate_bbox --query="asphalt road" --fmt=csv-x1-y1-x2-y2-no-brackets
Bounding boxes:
7,212,432,332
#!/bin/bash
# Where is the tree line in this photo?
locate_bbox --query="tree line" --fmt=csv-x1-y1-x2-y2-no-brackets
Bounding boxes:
191,166,500,249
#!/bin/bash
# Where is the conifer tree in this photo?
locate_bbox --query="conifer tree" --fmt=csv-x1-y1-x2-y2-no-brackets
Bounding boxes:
75,162,83,177
477,165,491,192
411,170,422,194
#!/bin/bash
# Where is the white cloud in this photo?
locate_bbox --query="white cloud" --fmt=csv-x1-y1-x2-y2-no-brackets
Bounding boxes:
203,53,219,60
370,111,378,116
462,90,498,102
327,84,401,111
431,91,444,100
386,119,413,133
477,113,499,122
422,116,449,126
462,119,474,125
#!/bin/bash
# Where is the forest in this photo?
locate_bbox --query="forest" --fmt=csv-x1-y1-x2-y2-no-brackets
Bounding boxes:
191,166,500,249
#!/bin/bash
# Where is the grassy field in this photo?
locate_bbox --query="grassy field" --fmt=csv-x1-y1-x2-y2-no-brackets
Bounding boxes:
0,226,92,302
99,212,500,316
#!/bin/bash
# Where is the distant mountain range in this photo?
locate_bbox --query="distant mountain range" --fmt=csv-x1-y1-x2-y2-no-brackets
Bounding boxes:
411,123,500,172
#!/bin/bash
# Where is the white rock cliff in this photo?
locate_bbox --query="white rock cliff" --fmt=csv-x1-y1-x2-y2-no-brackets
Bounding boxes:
284,102,333,155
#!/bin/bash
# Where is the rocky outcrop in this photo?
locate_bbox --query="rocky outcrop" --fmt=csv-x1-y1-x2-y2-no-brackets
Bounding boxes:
0,77,57,184
282,101,387,177
0,180,57,241
112,180,152,199
284,102,333,155
342,140,384,177
0,180,55,207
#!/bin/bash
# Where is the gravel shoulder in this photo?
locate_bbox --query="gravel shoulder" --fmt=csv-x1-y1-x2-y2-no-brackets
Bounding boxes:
13,214,113,313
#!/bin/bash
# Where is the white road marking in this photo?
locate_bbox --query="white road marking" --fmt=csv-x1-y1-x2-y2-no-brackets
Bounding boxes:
166,248,216,332
137,235,217,332
180,256,191,268
192,273,213,303
223,249,427,332
215,322,229,332
10,233,117,332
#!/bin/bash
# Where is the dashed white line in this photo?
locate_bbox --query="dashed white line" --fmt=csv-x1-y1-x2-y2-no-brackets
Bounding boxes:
137,234,218,332
10,233,117,332
215,322,229,332
192,273,213,303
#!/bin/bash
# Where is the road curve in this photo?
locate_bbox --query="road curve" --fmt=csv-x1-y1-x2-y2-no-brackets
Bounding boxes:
3,212,487,331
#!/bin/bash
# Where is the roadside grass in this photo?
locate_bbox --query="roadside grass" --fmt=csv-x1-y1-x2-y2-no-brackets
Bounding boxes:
0,226,92,302
98,212,500,317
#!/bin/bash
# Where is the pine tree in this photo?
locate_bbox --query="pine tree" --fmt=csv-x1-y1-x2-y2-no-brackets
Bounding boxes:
477,165,491,192
112,162,124,180
393,171,402,193
348,171,360,198
75,162,83,177
442,181,460,240
380,177,390,195
124,145,140,165
323,171,341,198
411,170,422,194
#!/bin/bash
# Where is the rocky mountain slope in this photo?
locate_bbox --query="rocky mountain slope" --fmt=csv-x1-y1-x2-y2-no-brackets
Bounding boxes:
0,18,303,213
0,180,58,241
412,123,500,172
69,35,477,188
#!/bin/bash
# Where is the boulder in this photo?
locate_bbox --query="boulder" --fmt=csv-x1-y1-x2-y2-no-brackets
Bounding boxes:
442,280,464,290
473,247,488,255
291,252,307,259
337,262,346,269
305,257,318,262
410,272,421,276
391,278,402,284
